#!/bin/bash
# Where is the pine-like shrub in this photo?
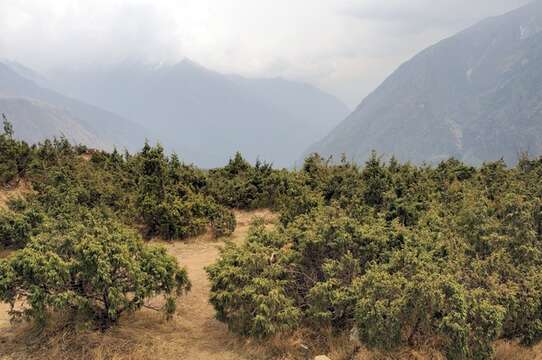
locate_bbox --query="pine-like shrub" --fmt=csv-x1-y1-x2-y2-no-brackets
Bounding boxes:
205,203,236,237
207,222,300,337
0,118,33,186
0,207,42,249
0,215,190,329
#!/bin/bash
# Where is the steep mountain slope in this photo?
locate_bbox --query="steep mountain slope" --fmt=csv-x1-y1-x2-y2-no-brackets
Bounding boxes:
0,60,49,87
307,0,542,165
0,97,106,147
50,60,349,167
229,76,348,141
0,62,147,151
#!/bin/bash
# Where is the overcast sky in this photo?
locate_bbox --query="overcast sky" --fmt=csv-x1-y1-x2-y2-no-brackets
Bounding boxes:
0,0,533,107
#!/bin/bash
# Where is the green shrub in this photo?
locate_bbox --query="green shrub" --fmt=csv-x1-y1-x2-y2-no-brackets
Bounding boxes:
133,143,237,240
207,223,301,337
360,151,390,207
208,187,539,358
0,208,42,249
205,153,288,210
207,207,394,336
206,203,236,237
353,269,503,359
0,216,190,329
0,118,33,185
277,182,324,225
154,195,208,240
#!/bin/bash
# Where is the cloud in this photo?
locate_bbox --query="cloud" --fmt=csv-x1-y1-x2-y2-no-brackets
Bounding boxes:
343,0,530,26
0,0,533,107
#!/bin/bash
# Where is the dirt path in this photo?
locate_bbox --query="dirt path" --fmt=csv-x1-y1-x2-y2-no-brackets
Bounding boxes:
0,303,10,330
0,210,277,360
161,242,242,359
156,210,273,360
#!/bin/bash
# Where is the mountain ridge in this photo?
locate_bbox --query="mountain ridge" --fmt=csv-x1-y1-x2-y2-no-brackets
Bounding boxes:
49,59,350,167
306,0,542,165
0,62,149,151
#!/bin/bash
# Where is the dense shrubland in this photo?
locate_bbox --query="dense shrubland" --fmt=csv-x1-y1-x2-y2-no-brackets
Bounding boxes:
0,121,224,329
208,153,542,359
1,119,542,358
0,118,293,330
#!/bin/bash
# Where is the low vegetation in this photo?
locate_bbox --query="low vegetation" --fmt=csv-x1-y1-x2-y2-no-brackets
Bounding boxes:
0,215,190,329
1,119,542,359
208,153,542,359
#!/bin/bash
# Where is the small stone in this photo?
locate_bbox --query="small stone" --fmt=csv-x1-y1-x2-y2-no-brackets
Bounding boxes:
314,356,331,360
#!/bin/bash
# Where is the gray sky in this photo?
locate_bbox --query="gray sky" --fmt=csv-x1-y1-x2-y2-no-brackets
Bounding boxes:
0,0,533,107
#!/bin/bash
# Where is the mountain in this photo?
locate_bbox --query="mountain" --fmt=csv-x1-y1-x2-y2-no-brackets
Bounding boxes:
307,1,542,165
0,97,106,147
0,60,49,87
50,60,349,167
0,62,147,151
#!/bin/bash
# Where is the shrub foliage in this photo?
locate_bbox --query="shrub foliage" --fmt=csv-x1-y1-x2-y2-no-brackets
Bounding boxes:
208,153,542,359
0,215,190,329
2,119,542,358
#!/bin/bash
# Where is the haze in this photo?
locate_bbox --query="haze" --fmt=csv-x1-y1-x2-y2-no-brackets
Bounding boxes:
0,0,531,107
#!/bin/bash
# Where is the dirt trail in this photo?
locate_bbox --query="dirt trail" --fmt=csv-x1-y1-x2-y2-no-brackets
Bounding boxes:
0,210,277,360
156,209,275,360
0,303,10,330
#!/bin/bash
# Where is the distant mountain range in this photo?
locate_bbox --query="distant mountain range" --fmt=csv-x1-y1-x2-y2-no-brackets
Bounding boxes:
6,1,541,167
1,58,348,167
0,62,147,152
0,97,106,147
48,60,349,167
307,0,542,165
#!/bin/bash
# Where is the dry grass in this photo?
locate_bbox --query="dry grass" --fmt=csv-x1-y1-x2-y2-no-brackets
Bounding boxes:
349,340,542,360
271,330,445,360
353,348,444,360
494,340,542,360
0,179,32,209
0,303,11,332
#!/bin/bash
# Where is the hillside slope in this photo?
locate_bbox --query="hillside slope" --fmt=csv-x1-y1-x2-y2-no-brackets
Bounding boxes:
50,60,350,167
0,97,107,148
307,1,542,165
0,62,147,151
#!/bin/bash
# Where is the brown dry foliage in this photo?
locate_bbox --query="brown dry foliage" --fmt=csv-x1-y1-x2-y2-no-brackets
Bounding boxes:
0,179,32,209
494,340,542,360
